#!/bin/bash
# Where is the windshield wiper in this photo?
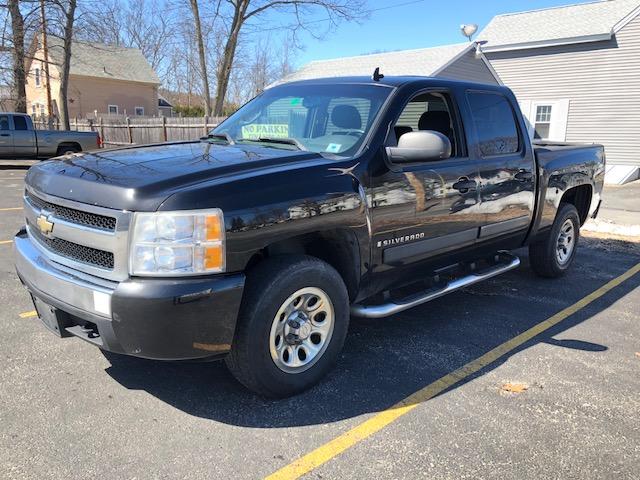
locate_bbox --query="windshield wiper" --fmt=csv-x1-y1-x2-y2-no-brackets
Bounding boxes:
237,137,307,151
203,132,235,145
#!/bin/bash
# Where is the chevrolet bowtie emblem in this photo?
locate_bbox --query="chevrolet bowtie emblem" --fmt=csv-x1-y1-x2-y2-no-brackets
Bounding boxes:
36,214,54,235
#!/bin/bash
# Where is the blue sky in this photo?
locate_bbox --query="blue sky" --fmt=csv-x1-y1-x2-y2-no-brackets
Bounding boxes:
293,0,593,65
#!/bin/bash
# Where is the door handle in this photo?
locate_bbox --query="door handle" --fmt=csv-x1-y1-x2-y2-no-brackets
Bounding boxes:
452,177,477,193
515,169,533,182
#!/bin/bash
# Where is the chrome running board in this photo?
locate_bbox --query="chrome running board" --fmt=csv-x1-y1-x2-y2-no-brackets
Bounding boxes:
351,252,520,319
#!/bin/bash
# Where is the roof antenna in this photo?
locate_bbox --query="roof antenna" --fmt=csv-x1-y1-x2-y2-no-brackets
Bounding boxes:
372,67,384,82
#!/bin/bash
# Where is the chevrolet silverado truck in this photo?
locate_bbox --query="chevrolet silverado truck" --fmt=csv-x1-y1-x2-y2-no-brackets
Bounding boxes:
0,112,100,159
14,76,605,397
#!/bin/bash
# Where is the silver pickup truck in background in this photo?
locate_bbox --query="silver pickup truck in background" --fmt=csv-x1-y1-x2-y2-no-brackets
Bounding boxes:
0,112,101,159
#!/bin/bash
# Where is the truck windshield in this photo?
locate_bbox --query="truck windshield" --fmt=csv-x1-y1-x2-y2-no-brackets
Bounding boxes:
210,83,393,156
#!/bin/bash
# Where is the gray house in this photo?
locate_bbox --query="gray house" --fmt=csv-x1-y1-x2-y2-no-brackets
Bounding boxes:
480,0,640,184
277,42,501,86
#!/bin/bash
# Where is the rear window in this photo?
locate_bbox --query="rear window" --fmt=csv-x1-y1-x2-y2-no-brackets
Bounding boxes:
13,115,28,130
466,92,519,156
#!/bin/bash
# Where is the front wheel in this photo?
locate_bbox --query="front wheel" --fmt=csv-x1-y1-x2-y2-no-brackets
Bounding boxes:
225,255,349,398
529,203,580,278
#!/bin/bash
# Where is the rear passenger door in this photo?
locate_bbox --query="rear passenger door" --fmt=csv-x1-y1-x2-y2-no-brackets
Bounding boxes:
0,114,13,158
465,91,535,244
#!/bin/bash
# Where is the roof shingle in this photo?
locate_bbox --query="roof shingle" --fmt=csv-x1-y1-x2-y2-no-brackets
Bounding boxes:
479,0,640,51
276,43,473,84
45,37,160,84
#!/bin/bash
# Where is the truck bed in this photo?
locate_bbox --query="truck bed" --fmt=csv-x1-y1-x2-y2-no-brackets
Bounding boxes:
532,140,605,234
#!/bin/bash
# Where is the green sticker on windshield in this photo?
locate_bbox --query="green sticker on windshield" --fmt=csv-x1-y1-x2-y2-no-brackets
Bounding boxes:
241,124,289,140
290,97,302,105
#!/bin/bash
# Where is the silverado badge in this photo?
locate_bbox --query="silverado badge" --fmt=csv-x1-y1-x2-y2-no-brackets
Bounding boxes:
36,214,54,235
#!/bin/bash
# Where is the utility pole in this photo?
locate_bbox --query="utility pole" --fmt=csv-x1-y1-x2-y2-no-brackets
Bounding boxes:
40,0,53,127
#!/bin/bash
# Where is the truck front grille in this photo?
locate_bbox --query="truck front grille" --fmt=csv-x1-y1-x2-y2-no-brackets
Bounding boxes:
26,191,116,232
28,221,115,269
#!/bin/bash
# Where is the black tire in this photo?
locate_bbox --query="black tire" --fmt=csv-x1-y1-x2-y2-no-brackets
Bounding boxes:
225,255,349,398
529,203,580,278
56,145,80,156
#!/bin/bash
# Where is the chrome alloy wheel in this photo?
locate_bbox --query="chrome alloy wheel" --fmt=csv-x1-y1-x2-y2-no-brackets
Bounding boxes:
269,287,335,374
556,219,576,265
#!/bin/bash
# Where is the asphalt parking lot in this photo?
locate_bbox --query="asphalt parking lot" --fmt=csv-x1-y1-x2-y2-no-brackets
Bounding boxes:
0,165,639,480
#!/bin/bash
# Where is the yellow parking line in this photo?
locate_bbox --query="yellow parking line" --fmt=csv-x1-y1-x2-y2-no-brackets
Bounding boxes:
0,240,13,245
0,207,22,211
266,262,640,480
19,311,37,318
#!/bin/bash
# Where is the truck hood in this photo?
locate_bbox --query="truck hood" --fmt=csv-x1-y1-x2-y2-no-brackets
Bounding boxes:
25,141,322,211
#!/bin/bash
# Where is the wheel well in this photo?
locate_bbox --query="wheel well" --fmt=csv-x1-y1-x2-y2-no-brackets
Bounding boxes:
57,142,81,154
560,185,592,225
246,230,361,301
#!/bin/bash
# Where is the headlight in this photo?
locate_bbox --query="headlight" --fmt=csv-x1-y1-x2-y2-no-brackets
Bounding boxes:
129,209,225,276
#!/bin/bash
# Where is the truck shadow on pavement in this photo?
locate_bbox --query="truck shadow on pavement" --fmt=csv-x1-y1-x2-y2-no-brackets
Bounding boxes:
103,241,638,428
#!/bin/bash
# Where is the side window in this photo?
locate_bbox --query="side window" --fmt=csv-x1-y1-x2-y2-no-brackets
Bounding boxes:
391,92,458,157
467,92,520,156
0,115,9,130
13,116,28,130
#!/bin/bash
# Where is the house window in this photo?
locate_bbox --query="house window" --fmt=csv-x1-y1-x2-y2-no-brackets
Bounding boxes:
31,105,36,116
135,106,144,116
35,68,41,87
108,105,118,114
534,105,552,139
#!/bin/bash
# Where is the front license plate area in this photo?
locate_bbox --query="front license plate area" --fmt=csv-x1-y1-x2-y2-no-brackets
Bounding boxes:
31,295,66,337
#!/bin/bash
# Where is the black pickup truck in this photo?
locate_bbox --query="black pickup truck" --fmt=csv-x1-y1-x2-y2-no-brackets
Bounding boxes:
14,76,605,397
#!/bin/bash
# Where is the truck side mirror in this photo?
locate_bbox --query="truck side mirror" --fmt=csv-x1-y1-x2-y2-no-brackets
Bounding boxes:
386,131,452,163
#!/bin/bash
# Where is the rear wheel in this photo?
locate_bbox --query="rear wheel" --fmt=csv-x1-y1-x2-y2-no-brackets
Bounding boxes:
225,255,349,398
529,203,580,278
56,145,80,156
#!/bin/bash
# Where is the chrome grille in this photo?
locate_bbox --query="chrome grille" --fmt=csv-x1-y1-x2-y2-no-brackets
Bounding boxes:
23,186,131,281
26,191,116,231
28,221,114,269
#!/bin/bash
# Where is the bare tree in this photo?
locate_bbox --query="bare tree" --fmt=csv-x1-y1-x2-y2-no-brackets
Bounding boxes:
213,0,366,116
189,0,211,116
7,0,26,112
53,0,76,129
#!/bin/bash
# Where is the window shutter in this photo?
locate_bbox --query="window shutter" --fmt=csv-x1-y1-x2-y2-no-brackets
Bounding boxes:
517,99,534,140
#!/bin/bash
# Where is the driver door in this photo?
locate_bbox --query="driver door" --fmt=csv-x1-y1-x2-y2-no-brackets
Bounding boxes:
368,88,483,287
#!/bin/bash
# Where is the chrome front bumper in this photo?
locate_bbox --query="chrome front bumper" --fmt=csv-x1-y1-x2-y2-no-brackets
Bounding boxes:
14,232,116,319
15,228,246,360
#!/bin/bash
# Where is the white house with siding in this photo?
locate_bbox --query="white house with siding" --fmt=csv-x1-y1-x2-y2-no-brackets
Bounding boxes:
479,0,640,184
276,42,501,86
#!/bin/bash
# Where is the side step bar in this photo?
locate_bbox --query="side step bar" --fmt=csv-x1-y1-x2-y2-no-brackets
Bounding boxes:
351,252,520,319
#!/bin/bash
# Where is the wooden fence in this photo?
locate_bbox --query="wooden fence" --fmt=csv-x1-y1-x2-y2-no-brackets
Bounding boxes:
33,115,227,147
